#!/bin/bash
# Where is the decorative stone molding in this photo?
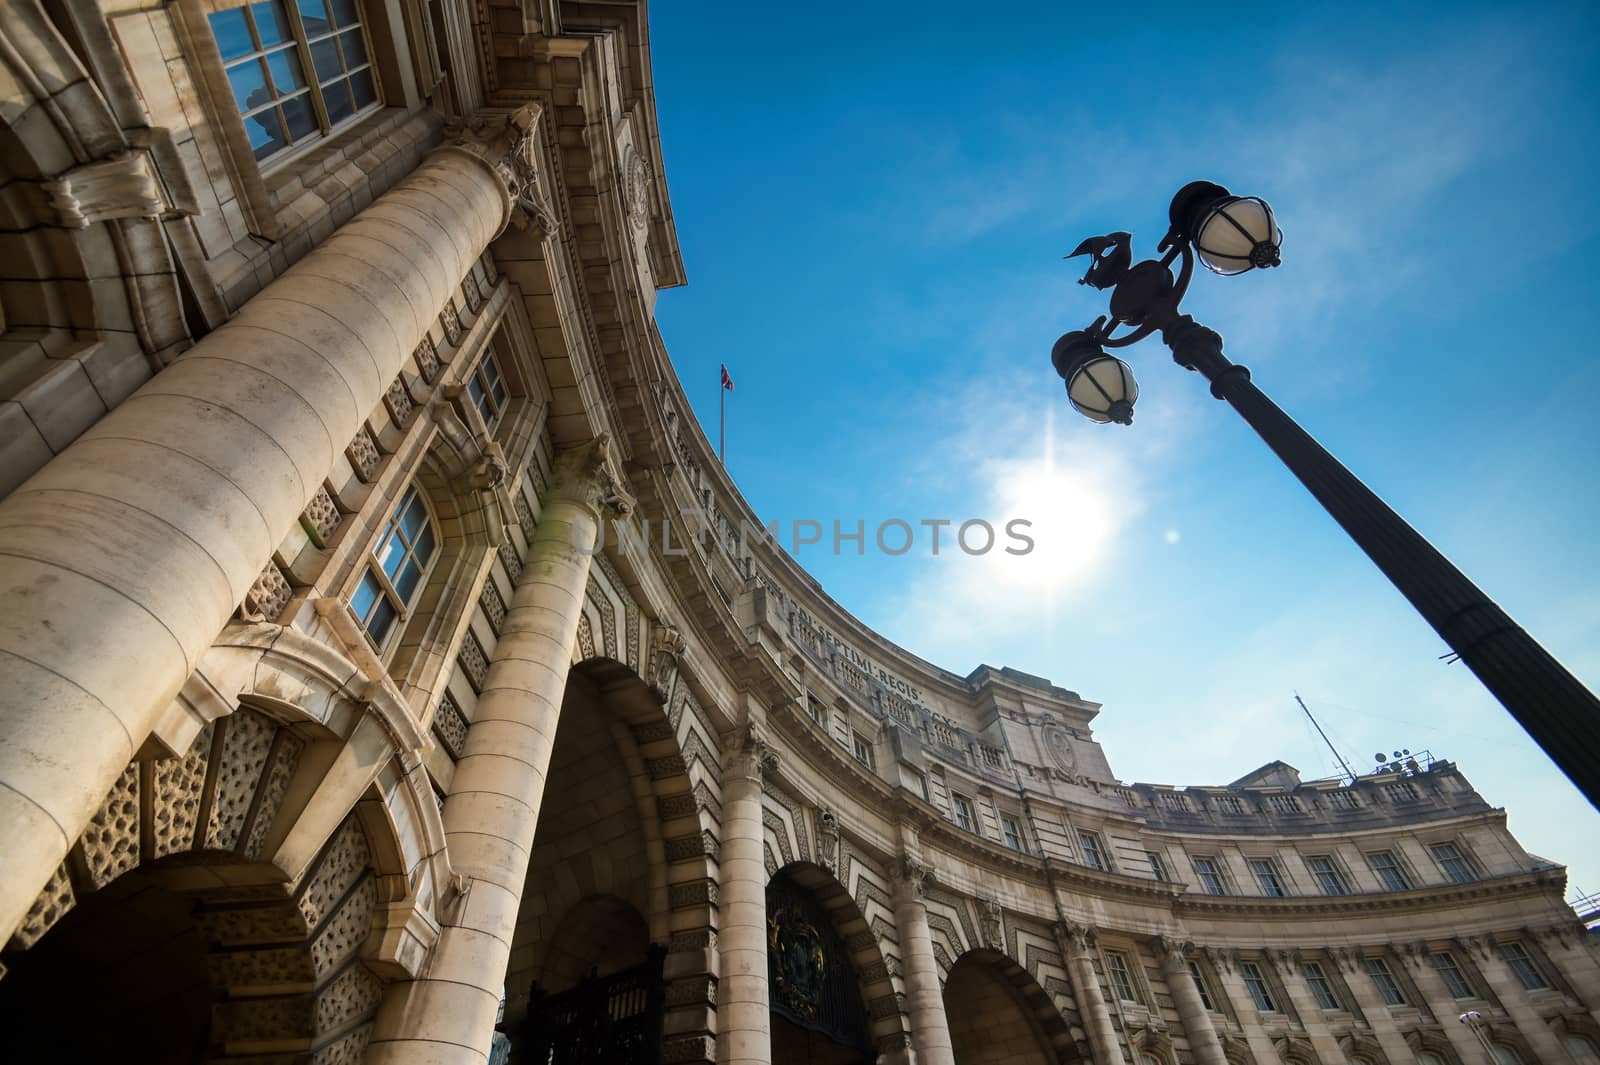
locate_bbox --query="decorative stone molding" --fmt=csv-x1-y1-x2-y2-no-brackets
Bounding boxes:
1154,934,1194,966
549,432,635,520
623,146,652,230
441,299,462,345
45,148,173,227
457,629,490,691
647,620,687,702
895,856,932,897
814,806,839,874
724,719,777,784
433,692,468,760
499,541,524,583
346,425,381,482
415,336,440,382
438,104,559,237
1060,921,1098,957
301,486,342,548
1200,944,1236,973
978,897,1004,950
479,580,507,634
463,271,483,313
240,559,293,622
384,374,414,426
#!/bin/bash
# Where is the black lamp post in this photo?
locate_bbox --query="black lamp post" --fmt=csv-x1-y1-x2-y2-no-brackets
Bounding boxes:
1051,181,1600,810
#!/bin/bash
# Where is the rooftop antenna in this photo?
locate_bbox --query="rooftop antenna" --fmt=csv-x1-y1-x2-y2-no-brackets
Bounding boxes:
1295,692,1357,785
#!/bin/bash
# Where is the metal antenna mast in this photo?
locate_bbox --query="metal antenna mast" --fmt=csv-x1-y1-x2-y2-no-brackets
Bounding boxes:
1295,692,1357,785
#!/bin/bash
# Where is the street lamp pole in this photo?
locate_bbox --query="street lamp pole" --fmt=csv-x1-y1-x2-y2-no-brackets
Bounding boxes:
1051,182,1600,810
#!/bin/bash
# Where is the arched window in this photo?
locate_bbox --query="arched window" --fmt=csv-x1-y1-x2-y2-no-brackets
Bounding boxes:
1417,1052,1446,1065
1567,1036,1600,1062
1491,1045,1524,1065
349,483,438,649
207,0,382,164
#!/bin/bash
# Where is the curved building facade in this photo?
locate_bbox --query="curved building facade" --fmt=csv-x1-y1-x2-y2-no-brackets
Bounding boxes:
0,3,1595,1063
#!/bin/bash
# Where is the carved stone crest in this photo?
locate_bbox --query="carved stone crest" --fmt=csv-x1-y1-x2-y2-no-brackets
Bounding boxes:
622,146,652,230
647,621,687,703
1040,718,1078,777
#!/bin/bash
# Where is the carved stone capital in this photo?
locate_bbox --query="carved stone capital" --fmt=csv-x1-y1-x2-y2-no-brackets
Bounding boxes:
438,104,559,237
725,719,776,783
894,856,932,898
548,432,635,520
1060,921,1098,957
1154,935,1194,967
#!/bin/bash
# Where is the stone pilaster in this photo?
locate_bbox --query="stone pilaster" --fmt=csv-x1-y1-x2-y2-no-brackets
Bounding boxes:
366,433,631,1064
717,720,776,1065
892,856,955,1065
1393,943,1488,1065
1458,936,1566,1063
1327,947,1416,1064
0,105,546,946
1156,937,1227,1065
1264,948,1345,1064
1057,922,1121,1065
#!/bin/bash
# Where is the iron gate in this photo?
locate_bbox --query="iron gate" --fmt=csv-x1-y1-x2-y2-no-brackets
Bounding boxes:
517,945,667,1065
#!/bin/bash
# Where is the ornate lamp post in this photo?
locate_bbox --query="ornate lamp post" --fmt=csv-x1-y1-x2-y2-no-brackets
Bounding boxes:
1051,181,1600,809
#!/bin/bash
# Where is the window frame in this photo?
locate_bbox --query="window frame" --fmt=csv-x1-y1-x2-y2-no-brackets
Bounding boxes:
1187,960,1216,1012
1192,855,1228,896
1306,854,1350,896
1363,956,1408,1007
951,793,975,833
1430,841,1478,884
465,348,511,430
1103,949,1142,1004
1367,850,1413,891
1239,960,1278,1013
1249,857,1288,897
206,0,385,170
1302,960,1342,1010
1147,850,1168,882
1498,942,1549,991
1429,951,1476,999
1079,830,1109,872
999,815,1022,850
347,481,440,654
851,732,874,769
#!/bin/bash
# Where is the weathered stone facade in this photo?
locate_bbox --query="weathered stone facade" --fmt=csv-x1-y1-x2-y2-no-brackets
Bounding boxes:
0,3,1596,1064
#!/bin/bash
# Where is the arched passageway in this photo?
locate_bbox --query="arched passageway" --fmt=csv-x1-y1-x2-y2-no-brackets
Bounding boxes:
767,866,877,1065
944,951,1059,1065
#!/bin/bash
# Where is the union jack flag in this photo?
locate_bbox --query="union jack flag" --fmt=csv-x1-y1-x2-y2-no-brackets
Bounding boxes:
720,364,735,391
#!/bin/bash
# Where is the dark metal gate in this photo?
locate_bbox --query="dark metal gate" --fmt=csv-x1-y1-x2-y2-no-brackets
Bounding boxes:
517,945,667,1065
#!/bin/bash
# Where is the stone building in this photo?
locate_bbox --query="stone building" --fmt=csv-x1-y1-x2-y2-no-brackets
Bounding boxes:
0,1,1595,1063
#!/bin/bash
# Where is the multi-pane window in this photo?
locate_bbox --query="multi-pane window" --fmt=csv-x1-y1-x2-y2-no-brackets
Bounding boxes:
1431,842,1476,884
851,733,873,768
1328,789,1361,810
1240,961,1277,1012
1363,957,1407,1006
951,794,975,832
1147,851,1168,881
1267,794,1302,814
1079,831,1108,871
1193,856,1227,896
805,696,826,725
1302,961,1341,1010
466,351,510,427
349,484,437,649
1187,961,1216,1011
1215,795,1245,815
208,0,379,164
1250,858,1287,896
1307,855,1348,896
1385,781,1420,803
1368,851,1412,891
1430,951,1475,999
1000,817,1022,850
1498,943,1548,990
1104,951,1140,1003
912,771,929,803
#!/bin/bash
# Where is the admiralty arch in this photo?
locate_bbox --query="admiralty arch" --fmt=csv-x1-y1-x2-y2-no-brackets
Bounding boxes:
0,2,1595,1063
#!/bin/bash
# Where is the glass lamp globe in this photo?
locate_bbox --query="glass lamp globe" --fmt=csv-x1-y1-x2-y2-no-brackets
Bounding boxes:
1067,354,1138,425
1194,195,1282,275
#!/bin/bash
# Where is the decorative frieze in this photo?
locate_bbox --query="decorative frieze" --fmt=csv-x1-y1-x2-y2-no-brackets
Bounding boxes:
515,490,536,541
45,148,172,228
499,541,523,583
384,374,414,426
81,763,140,889
441,299,462,345
241,559,293,622
479,579,507,633
346,425,380,482
457,629,490,691
415,336,439,382
463,271,483,313
302,485,342,548
433,692,469,760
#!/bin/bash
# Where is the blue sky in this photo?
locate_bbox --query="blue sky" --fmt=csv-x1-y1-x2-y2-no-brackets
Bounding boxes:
649,4,1600,896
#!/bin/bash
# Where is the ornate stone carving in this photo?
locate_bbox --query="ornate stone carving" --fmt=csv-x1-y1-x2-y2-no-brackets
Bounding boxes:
152,722,214,858
515,490,536,541
499,540,524,583
414,335,439,382
479,579,507,633
81,762,140,889
457,629,490,691
814,806,839,874
623,146,652,230
384,374,414,426
978,897,1004,950
1040,717,1079,779
206,709,277,850
895,856,931,898
46,149,172,227
245,730,305,859
647,619,687,701
297,818,371,930
346,425,380,482
1201,944,1237,973
441,104,559,237
441,298,462,345
11,862,75,949
433,692,469,760
310,876,377,978
302,485,342,548
241,559,293,622
1061,921,1097,957
463,271,483,312
1154,935,1193,966
549,432,635,519
726,719,777,783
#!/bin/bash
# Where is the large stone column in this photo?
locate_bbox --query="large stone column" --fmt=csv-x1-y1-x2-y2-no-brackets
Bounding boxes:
892,856,955,1065
1156,937,1226,1065
717,721,775,1065
1057,922,1121,1065
367,436,633,1064
0,105,551,943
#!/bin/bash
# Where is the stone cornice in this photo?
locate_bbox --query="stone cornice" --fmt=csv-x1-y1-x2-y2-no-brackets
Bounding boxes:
1172,868,1566,918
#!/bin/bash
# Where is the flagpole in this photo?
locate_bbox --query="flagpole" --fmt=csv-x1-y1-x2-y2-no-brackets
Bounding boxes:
719,370,726,462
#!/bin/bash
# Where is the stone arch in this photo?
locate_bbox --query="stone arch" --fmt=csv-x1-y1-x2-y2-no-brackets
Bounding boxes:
1338,1032,1391,1064
0,706,390,1062
772,860,910,1057
944,947,1079,1065
504,654,717,1063
1403,1029,1464,1065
